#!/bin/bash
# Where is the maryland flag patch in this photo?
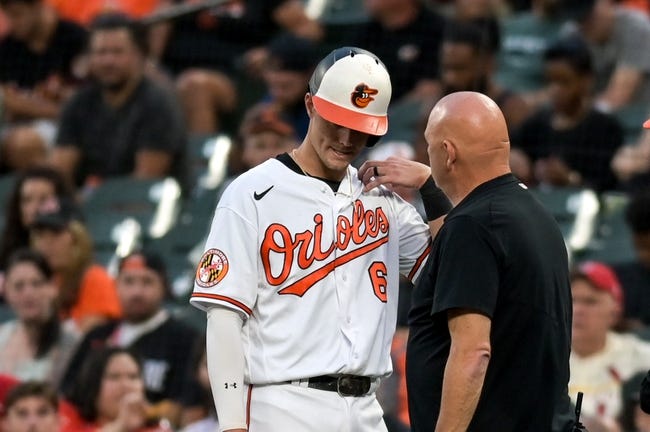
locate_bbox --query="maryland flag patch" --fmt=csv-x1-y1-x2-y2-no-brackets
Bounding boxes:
196,249,229,288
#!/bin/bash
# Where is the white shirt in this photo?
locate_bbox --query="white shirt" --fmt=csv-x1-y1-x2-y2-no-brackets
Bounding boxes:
569,331,650,420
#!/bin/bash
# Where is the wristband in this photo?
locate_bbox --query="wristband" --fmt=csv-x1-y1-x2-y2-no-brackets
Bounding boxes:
419,177,452,221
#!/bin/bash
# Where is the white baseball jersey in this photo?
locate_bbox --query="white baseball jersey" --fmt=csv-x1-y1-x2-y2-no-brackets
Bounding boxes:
190,157,431,384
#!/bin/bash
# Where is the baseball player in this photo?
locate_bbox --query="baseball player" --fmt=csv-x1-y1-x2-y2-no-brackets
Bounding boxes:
190,47,451,432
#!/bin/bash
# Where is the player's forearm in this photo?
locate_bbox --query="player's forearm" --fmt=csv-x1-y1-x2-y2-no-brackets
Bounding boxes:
206,307,248,431
435,344,490,432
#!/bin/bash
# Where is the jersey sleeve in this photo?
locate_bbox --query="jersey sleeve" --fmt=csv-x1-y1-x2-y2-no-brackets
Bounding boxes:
190,193,259,318
395,197,432,282
431,215,501,319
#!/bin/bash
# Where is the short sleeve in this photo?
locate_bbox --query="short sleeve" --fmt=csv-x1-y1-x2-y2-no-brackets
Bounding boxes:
190,201,258,318
69,265,122,324
618,12,650,71
431,215,500,318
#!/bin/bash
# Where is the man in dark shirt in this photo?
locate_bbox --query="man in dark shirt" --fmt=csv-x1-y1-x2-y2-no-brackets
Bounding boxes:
406,91,575,431
354,0,445,103
61,251,200,428
0,0,86,172
50,13,185,188
511,37,623,191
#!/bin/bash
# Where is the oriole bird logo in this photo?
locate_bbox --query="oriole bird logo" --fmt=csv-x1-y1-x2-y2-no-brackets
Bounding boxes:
351,84,378,108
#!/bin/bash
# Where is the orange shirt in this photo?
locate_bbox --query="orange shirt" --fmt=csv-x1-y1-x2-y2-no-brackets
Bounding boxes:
623,0,649,14
65,264,121,327
46,0,160,26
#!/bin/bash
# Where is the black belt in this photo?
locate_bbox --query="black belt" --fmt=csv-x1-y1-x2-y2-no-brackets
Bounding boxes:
287,375,373,396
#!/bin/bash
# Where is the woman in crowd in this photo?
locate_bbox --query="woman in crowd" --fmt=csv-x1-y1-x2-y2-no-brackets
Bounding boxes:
0,167,71,271
0,249,79,386
63,347,171,432
29,199,121,334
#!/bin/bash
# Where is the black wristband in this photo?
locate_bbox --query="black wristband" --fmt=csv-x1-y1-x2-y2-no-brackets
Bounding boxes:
419,177,452,221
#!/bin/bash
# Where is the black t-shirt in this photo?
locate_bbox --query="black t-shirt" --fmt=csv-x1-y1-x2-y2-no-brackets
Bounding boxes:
511,108,623,192
354,7,445,101
56,77,186,186
161,0,288,74
613,261,650,325
61,317,200,404
407,174,574,432
0,19,86,88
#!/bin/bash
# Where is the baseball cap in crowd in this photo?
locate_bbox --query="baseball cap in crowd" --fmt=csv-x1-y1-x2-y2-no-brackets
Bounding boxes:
309,46,392,139
266,33,320,73
30,198,84,231
118,250,170,294
561,0,596,22
572,261,624,308
240,104,296,139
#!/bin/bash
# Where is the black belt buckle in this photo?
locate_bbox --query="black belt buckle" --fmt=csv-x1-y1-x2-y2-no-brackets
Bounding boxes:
336,375,371,397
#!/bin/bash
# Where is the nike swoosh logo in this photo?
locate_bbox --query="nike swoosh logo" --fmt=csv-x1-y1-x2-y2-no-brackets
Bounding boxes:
254,185,274,200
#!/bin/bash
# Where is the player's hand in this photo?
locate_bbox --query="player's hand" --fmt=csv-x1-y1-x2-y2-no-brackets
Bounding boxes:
358,156,431,192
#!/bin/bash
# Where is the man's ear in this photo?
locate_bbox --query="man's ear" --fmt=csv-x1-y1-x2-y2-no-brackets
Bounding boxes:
443,139,456,169
305,93,314,118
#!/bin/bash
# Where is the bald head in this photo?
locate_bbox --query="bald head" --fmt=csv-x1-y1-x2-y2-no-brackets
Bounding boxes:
425,92,511,202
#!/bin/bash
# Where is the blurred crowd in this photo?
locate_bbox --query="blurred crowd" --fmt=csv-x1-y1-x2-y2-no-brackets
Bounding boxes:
0,0,649,431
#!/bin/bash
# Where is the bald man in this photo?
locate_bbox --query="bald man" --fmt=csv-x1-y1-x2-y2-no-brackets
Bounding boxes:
405,92,575,431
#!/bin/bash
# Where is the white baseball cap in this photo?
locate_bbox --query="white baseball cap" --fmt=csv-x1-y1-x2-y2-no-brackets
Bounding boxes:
309,47,392,137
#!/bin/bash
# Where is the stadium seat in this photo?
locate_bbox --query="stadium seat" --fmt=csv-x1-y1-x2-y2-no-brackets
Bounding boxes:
529,186,600,257
578,192,636,265
82,177,182,273
147,182,226,299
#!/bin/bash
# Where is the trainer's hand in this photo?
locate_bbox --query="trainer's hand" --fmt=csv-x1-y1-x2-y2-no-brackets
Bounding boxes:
358,156,432,192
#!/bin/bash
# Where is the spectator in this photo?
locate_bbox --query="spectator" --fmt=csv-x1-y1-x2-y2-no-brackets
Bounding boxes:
152,0,322,76
440,18,530,133
496,0,566,106
0,0,86,173
63,347,171,432
0,166,71,271
354,0,446,103
153,0,322,136
569,261,650,431
61,251,200,428
1,381,60,432
46,0,159,26
49,13,186,190
510,36,623,191
613,189,650,331
253,33,320,141
563,0,650,113
0,249,79,386
238,103,299,172
29,198,121,334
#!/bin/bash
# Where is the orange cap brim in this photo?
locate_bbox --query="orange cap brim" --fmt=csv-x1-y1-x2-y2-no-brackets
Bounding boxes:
644,118,650,129
312,95,388,136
